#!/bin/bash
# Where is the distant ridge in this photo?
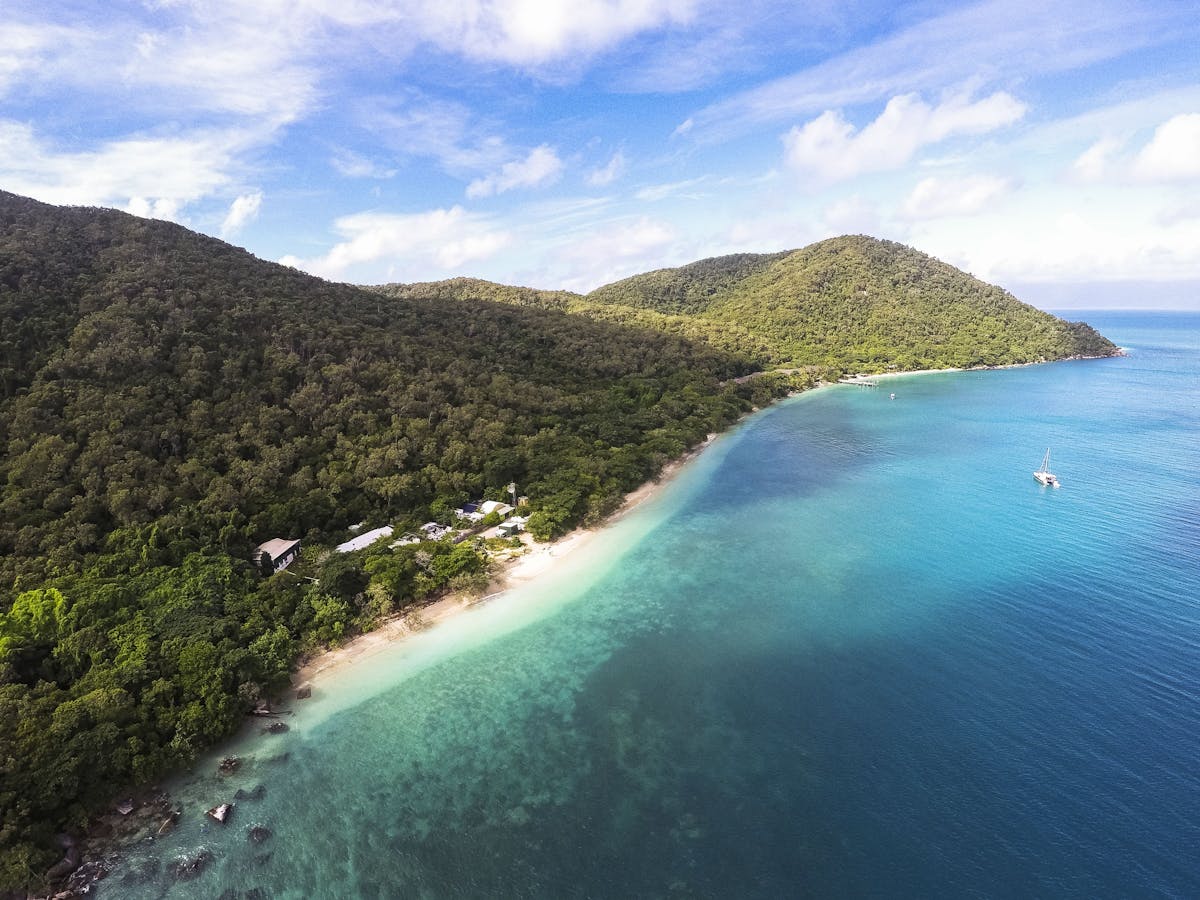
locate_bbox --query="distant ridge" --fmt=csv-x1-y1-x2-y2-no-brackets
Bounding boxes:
376,236,1118,371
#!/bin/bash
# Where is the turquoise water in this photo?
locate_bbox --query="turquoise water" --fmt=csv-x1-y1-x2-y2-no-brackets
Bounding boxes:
108,312,1200,898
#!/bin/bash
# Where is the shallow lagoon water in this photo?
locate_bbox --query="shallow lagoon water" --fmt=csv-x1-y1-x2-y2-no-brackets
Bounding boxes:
109,312,1200,898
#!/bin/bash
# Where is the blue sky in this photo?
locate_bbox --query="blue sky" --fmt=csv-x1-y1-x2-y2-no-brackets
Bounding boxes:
4,0,1200,307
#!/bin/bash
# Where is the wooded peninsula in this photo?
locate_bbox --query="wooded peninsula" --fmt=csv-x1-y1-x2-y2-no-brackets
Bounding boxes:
0,190,1116,892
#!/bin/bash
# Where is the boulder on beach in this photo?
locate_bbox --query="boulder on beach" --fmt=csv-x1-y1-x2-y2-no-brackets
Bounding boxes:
265,721,289,734
295,682,312,699
217,756,241,775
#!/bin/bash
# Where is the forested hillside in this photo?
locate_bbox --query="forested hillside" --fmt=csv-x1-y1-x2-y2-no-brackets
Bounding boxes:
0,191,787,890
376,236,1117,371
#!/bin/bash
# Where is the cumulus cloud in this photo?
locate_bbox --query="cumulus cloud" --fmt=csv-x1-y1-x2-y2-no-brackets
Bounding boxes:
901,174,1013,219
782,91,1026,182
681,0,1186,142
127,197,184,221
407,0,700,66
587,151,626,187
466,144,564,198
0,119,254,217
220,191,264,237
279,206,511,279
1068,114,1200,184
1132,113,1200,181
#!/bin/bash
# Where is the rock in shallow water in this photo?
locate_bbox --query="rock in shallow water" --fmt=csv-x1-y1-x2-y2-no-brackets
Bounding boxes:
168,849,213,881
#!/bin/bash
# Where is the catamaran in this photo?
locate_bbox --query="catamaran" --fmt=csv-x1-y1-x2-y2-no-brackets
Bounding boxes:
1033,449,1060,487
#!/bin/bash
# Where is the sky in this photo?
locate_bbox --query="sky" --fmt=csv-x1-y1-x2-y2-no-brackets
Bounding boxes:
4,0,1200,308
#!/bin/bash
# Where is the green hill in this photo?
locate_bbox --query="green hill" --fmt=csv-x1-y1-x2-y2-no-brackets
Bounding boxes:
0,191,776,890
376,236,1117,371
0,191,1117,891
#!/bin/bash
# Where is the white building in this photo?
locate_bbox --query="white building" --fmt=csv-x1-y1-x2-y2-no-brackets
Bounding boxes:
335,526,394,553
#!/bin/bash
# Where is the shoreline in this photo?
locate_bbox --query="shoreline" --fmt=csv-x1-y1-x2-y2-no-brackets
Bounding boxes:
837,350,1126,385
69,430,724,894
296,350,1131,687
290,431,719,690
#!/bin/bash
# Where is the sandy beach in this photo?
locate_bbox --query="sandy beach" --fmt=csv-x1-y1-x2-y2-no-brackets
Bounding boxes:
292,349,1125,688
291,433,716,688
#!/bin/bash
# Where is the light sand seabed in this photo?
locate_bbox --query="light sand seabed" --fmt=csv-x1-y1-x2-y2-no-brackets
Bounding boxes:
290,434,717,689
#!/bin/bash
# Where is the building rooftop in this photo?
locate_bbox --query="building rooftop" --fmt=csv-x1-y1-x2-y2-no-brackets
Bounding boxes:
335,526,394,553
255,538,300,558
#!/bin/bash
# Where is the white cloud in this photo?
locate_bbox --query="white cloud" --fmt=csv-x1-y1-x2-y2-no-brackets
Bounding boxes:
466,144,564,198
127,197,184,221
909,192,1200,285
0,119,258,218
1159,198,1200,226
554,216,677,292
407,0,700,66
366,93,512,176
901,174,1013,219
1071,136,1125,181
782,91,1026,182
220,191,264,237
681,0,1193,142
822,195,882,235
118,20,317,122
587,151,626,187
1132,113,1200,182
331,150,398,179
634,176,710,202
1066,113,1200,185
280,206,511,279
0,23,87,97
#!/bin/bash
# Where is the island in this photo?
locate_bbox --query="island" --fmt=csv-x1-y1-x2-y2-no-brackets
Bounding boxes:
0,188,1117,894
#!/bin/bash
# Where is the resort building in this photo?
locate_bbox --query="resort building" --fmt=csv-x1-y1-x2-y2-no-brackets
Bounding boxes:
479,500,514,518
498,516,528,538
335,525,394,553
454,501,484,522
253,538,301,572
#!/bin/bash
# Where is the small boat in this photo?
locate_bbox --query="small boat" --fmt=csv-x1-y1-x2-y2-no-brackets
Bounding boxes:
1033,449,1060,487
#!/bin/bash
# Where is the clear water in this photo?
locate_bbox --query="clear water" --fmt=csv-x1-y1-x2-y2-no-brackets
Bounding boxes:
108,312,1200,899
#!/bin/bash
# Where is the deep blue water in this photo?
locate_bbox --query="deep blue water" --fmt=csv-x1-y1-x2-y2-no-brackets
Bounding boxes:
113,312,1200,898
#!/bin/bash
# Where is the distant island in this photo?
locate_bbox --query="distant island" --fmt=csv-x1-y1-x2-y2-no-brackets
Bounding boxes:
0,189,1117,893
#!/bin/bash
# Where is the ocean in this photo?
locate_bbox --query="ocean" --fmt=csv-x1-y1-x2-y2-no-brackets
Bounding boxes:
106,311,1200,899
